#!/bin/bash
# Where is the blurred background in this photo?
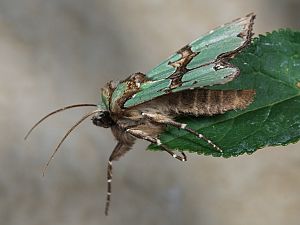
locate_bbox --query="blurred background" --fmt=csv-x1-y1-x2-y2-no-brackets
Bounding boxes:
1,0,300,224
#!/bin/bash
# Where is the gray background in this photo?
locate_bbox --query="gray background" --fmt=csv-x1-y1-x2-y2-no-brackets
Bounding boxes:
1,0,300,224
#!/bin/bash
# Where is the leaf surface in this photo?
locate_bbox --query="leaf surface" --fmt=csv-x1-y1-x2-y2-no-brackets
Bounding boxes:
149,29,300,157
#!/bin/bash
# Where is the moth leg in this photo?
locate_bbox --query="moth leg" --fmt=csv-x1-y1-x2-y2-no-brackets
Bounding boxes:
125,128,186,161
105,142,133,216
142,112,223,152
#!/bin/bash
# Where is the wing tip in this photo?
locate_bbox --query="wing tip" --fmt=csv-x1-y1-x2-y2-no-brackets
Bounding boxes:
217,13,256,62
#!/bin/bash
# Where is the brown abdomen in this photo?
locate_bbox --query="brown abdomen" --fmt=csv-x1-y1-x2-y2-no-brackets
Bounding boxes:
166,89,255,116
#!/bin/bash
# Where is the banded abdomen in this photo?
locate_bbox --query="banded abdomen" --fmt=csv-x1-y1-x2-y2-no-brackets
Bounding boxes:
140,89,256,117
168,89,255,116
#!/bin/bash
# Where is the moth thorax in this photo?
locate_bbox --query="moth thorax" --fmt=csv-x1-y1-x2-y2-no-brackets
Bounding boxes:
92,111,115,128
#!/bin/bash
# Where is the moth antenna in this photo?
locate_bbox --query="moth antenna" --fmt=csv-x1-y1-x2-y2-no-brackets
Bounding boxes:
25,104,97,140
42,109,102,176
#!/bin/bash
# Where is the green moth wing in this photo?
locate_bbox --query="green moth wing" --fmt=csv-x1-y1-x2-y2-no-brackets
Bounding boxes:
123,13,255,108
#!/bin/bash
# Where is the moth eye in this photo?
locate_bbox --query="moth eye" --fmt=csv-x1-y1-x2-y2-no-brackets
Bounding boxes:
92,111,115,128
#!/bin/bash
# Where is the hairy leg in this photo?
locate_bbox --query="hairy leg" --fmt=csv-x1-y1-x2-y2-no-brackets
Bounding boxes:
105,142,133,215
141,112,223,152
125,128,186,161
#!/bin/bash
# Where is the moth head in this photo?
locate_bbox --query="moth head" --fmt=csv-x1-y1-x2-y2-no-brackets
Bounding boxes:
92,111,115,128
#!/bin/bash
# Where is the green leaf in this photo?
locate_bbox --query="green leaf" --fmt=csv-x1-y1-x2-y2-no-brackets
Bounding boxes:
148,29,300,157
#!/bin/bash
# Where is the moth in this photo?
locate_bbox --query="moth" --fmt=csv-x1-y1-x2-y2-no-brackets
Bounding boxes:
26,13,256,215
